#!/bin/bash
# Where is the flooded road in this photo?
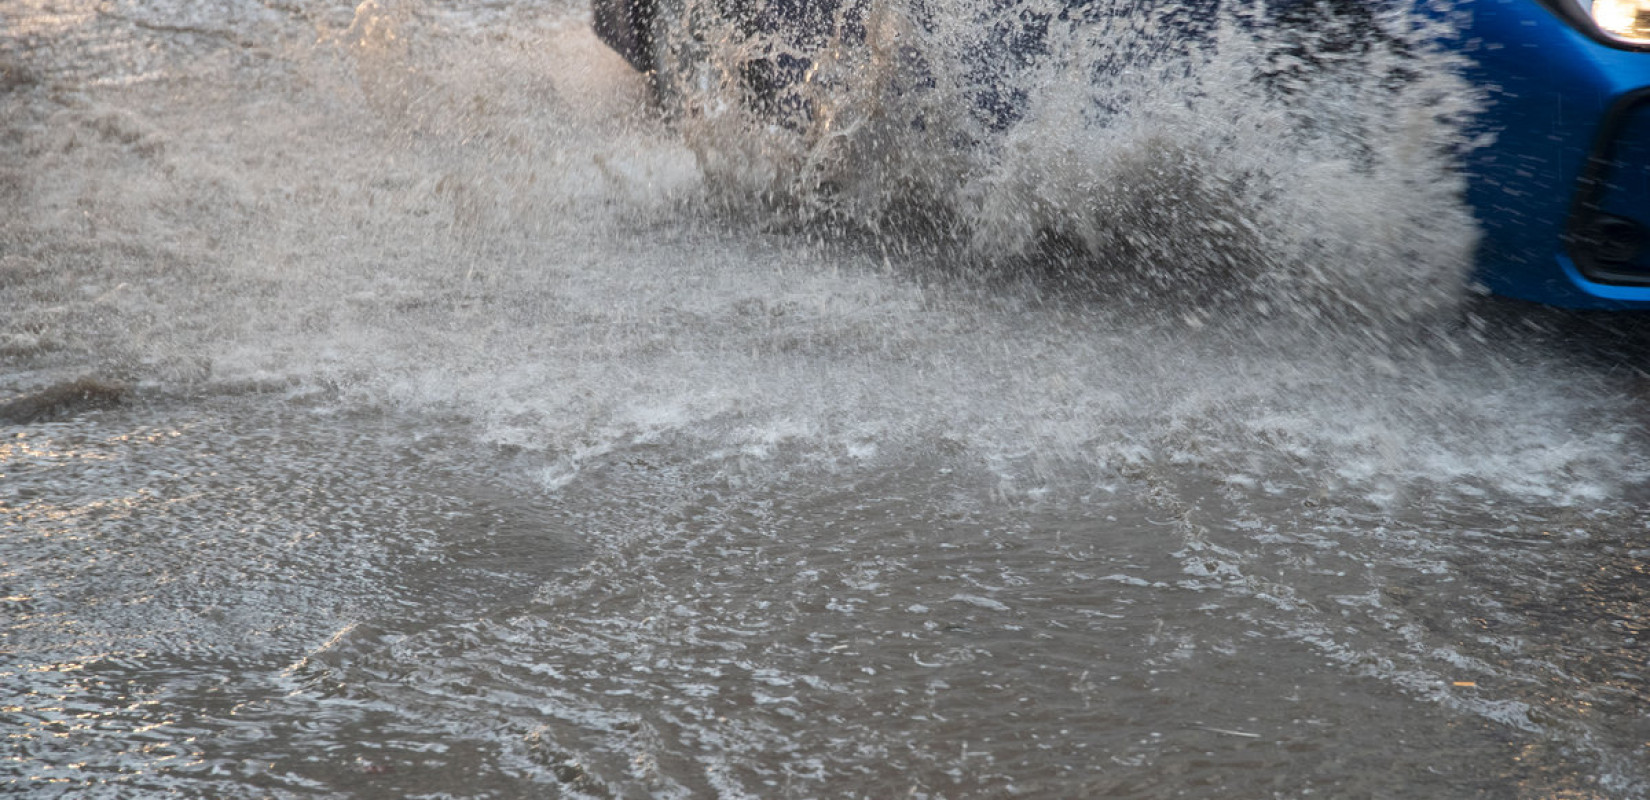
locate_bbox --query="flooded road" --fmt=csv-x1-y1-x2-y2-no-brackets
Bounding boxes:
3,1,1648,797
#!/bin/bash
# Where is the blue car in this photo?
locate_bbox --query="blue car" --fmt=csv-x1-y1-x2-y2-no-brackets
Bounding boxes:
593,0,1650,310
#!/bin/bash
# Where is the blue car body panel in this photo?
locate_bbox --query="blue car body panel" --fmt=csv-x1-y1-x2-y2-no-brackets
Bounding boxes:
592,0,1650,309
1453,0,1650,308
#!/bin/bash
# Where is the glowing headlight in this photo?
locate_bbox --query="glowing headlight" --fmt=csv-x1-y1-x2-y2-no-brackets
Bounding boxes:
1587,0,1650,44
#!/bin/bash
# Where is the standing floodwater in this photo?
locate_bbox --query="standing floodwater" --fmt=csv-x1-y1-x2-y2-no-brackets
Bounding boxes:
3,1,1648,797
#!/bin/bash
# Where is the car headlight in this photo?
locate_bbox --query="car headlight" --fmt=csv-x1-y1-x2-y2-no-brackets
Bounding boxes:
1580,0,1650,44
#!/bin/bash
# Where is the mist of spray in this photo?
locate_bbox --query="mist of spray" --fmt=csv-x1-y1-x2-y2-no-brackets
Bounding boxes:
662,0,1483,327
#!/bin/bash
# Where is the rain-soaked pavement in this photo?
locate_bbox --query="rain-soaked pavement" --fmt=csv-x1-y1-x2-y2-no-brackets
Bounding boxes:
2,1,1648,797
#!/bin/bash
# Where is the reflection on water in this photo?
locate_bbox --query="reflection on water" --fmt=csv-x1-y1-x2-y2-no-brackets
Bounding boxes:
5,399,1646,797
2,401,580,796
2,0,1649,797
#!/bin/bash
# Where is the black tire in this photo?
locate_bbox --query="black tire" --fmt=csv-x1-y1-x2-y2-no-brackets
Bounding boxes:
647,0,730,117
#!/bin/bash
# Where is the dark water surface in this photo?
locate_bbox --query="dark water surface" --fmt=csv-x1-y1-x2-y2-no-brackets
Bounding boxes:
3,1,1648,797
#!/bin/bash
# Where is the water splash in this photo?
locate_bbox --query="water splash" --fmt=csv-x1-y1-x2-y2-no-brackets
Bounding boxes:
665,0,1482,327
1,0,1641,506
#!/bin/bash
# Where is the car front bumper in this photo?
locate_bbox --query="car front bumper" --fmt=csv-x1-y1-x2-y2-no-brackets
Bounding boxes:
1463,0,1650,309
